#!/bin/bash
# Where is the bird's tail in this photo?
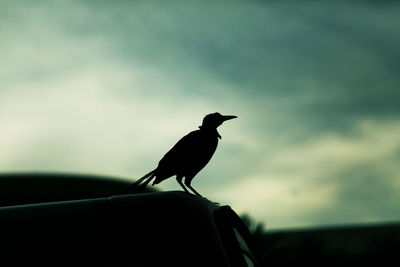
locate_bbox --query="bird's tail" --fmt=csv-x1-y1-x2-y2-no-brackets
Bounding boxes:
121,169,157,194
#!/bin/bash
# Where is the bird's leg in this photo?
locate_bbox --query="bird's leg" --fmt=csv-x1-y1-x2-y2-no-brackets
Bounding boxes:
140,175,155,189
176,176,191,194
187,185,203,197
184,178,203,197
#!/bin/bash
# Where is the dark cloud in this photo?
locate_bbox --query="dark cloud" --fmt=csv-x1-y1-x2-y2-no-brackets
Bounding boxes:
68,0,400,136
11,0,397,128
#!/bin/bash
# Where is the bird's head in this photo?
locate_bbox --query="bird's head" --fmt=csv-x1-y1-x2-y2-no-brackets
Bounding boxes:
200,112,237,129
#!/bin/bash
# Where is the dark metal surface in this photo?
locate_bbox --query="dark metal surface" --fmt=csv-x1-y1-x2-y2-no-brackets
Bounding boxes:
0,173,257,266
0,190,235,266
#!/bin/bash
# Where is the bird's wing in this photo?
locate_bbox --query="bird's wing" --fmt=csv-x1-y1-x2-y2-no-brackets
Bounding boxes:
159,131,201,167
155,130,218,184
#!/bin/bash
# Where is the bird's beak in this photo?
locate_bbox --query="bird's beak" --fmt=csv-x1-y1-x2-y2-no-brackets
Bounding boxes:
222,115,237,121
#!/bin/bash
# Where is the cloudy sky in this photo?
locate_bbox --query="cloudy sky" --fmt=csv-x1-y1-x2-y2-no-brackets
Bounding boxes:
1,0,400,229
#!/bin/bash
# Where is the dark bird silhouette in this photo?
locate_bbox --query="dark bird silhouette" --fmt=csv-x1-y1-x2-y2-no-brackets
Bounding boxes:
126,112,237,197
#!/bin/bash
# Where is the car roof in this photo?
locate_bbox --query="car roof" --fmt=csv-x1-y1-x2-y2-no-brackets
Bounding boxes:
0,189,227,266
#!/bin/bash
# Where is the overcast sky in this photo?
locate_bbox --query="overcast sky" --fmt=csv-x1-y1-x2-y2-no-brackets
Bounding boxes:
1,0,400,229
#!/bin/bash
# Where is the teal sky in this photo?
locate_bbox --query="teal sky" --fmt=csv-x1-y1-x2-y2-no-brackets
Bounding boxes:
1,0,400,229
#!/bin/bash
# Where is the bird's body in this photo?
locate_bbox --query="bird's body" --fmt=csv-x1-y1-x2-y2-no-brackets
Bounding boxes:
126,113,236,197
153,129,219,185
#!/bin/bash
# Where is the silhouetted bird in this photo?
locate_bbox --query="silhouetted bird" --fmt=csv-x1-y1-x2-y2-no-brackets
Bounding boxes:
126,113,237,197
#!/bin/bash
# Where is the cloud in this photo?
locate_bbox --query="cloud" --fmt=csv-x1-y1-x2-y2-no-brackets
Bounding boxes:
1,0,400,229
216,120,400,229
217,175,338,229
0,0,257,178
0,63,217,173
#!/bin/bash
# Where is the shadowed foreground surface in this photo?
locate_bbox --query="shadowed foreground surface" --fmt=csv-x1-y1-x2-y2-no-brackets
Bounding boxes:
2,173,399,266
0,173,256,266
0,190,241,266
